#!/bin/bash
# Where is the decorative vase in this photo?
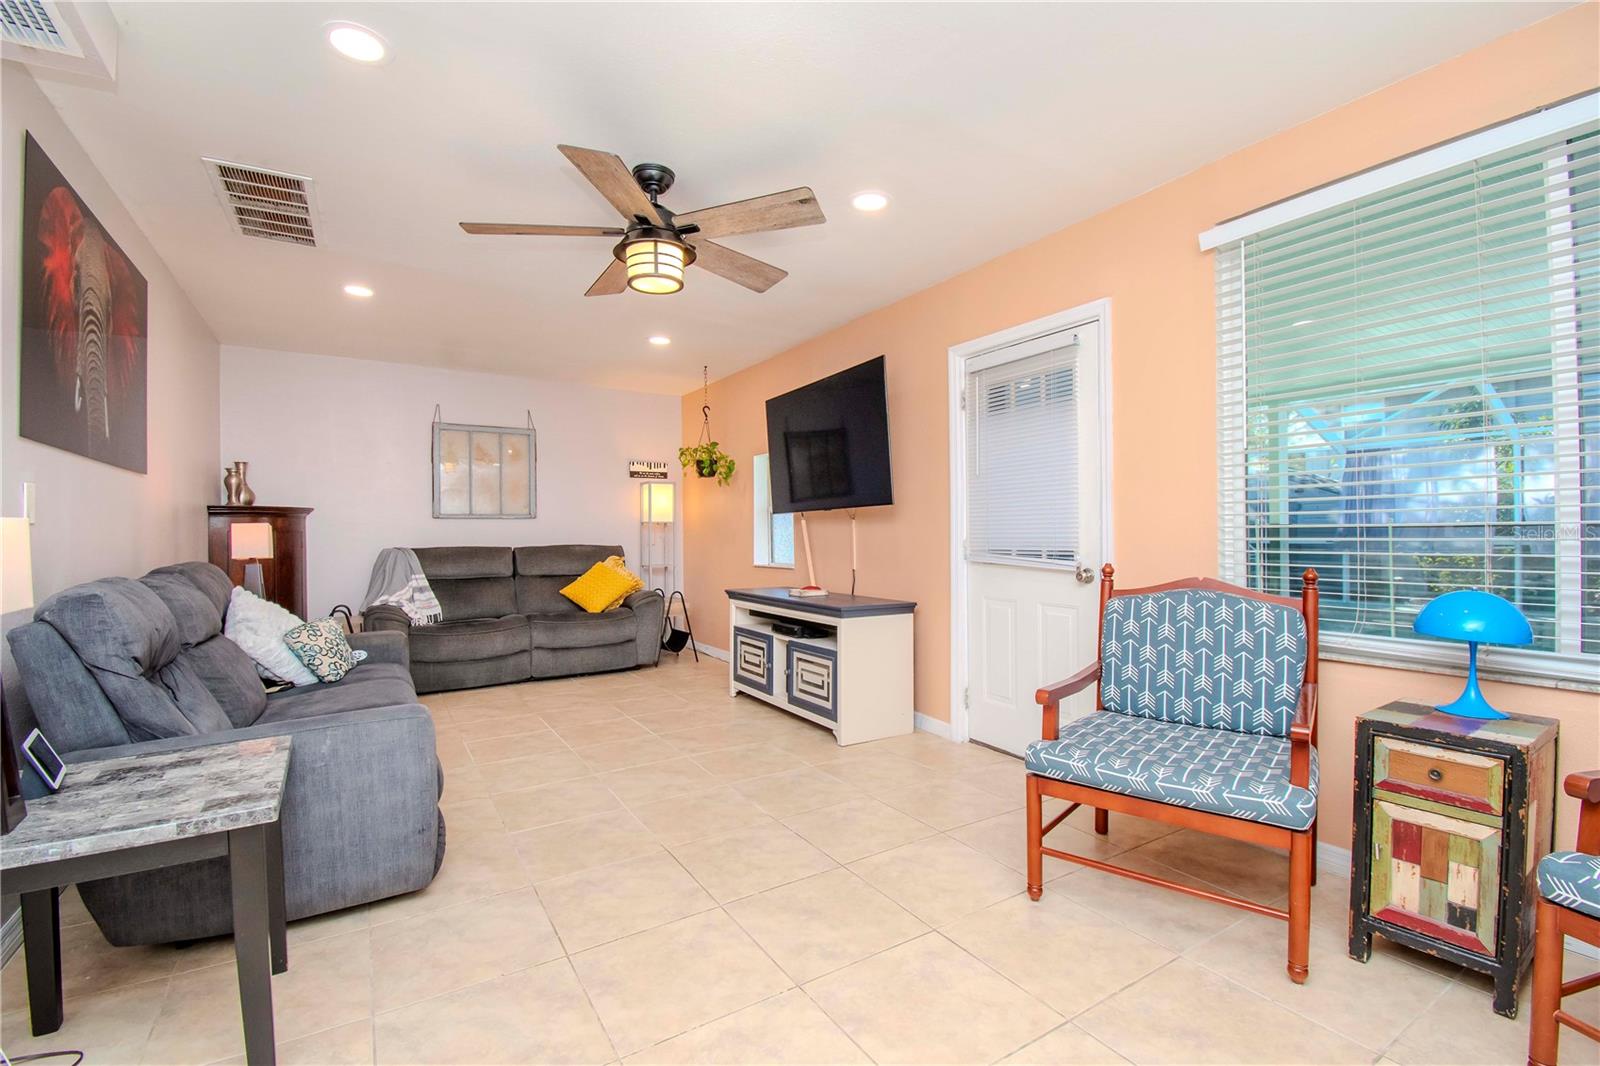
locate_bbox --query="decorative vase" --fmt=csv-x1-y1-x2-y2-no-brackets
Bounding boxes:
223,464,243,505
235,462,256,506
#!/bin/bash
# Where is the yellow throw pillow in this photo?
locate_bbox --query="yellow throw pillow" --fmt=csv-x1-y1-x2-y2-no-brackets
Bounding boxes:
561,560,643,613
600,556,644,610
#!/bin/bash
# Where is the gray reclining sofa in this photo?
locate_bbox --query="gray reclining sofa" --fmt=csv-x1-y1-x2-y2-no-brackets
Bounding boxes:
362,544,664,694
5,561,444,946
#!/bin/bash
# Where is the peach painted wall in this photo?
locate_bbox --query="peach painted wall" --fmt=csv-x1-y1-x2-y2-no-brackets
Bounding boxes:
681,5,1600,850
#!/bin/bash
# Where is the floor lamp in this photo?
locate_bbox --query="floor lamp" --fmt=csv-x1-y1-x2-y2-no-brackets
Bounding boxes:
639,483,675,596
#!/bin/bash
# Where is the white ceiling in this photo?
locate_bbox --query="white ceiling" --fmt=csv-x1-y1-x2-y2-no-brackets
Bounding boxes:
31,1,1570,394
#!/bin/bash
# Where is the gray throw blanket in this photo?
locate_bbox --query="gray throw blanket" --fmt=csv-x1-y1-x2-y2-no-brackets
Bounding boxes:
362,547,443,625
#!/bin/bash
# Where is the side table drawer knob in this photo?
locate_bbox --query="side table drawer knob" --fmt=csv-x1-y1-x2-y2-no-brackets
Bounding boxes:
1428,768,1443,782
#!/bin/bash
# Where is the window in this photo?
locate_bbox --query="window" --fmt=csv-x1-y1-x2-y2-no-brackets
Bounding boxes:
964,335,1080,566
1214,104,1599,682
753,453,795,567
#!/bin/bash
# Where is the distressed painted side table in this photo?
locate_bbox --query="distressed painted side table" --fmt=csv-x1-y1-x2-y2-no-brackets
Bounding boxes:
0,736,291,1064
1349,700,1558,1017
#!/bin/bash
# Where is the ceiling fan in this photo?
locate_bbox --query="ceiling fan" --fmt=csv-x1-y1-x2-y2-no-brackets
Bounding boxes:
460,145,825,297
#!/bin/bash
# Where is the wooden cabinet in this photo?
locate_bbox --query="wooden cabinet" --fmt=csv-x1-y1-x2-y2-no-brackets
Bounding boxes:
206,506,313,619
1350,701,1558,1017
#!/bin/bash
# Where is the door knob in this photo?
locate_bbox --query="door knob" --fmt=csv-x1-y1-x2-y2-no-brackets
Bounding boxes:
1075,565,1095,584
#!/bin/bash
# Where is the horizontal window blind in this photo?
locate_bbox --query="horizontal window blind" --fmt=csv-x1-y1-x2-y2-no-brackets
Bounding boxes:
965,342,1079,566
1216,114,1600,678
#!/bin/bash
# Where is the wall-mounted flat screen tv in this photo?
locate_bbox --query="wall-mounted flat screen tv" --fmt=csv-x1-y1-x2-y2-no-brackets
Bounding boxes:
766,356,893,514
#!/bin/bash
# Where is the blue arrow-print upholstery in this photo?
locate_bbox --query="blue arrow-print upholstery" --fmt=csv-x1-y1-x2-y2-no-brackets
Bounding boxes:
1025,711,1319,830
1100,589,1307,738
1537,851,1600,918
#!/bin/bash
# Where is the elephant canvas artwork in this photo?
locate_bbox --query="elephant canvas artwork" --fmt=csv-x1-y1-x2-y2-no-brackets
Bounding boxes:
20,132,148,473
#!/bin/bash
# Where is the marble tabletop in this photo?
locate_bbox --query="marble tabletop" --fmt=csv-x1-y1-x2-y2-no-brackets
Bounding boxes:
1,736,291,869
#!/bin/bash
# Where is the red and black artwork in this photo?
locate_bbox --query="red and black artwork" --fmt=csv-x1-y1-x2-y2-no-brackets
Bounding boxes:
20,132,148,473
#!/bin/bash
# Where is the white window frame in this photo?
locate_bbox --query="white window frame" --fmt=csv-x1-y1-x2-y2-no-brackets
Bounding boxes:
752,453,795,569
1211,95,1600,692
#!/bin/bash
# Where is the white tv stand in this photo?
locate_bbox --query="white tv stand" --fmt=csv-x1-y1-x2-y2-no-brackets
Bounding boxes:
726,588,915,746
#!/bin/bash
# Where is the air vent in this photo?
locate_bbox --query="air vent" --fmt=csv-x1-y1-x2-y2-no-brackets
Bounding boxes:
204,158,318,247
0,0,80,55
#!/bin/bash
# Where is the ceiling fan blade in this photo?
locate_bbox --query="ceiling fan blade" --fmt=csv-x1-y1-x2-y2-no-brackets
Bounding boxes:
687,238,788,293
460,223,624,236
585,258,629,297
557,145,663,226
675,188,825,239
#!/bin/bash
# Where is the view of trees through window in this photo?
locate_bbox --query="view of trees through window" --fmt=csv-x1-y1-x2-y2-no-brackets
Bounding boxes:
1232,129,1597,659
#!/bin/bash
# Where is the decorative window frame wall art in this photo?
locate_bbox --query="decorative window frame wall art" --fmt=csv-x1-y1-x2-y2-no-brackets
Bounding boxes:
432,418,536,518
19,132,150,473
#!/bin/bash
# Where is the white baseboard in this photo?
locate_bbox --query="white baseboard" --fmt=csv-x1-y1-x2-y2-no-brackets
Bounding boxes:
697,644,729,663
914,713,952,739
1,910,20,967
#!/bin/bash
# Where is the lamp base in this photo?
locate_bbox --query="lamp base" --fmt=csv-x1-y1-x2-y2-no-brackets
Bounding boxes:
1435,640,1509,720
242,560,266,599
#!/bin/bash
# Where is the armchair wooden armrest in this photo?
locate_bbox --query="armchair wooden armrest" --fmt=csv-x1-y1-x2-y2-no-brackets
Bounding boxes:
1565,771,1600,804
1289,684,1318,789
1034,661,1100,741
1566,770,1600,854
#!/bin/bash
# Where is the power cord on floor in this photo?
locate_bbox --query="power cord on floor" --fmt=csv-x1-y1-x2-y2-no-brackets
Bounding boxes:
1,1051,86,1066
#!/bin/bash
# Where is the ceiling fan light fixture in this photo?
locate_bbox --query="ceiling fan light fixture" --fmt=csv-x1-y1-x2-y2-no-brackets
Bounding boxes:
622,236,692,295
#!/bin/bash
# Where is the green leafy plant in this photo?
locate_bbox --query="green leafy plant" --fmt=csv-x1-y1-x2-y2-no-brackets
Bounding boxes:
679,442,736,485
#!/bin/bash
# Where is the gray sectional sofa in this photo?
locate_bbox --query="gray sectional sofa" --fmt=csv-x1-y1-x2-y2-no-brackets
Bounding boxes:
363,544,664,694
5,562,443,946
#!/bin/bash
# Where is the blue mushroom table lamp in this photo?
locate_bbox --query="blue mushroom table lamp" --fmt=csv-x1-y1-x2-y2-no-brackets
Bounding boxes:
1412,590,1533,720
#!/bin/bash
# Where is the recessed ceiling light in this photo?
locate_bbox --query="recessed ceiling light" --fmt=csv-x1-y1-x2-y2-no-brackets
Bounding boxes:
851,190,890,213
343,283,374,298
648,335,672,346
327,22,388,64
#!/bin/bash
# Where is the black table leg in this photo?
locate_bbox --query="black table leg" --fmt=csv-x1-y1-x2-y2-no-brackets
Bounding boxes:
265,819,287,975
20,887,62,1036
229,825,277,1066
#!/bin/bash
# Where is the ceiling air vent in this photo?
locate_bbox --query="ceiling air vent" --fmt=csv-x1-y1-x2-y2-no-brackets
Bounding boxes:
0,0,81,55
204,158,318,247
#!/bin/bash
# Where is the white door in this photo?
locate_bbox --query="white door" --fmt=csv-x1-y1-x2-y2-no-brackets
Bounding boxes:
962,318,1105,755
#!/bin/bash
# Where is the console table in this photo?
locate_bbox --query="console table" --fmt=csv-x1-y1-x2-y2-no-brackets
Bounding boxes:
2,737,292,1065
726,588,915,745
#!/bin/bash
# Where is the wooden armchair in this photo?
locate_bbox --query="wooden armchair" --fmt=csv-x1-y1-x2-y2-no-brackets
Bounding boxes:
1026,565,1320,982
1528,770,1600,1065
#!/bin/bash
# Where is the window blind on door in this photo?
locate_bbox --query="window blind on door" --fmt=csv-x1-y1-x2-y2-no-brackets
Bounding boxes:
965,343,1079,566
1215,111,1600,680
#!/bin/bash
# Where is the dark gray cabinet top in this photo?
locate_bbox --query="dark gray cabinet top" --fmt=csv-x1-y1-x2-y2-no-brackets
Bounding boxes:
727,587,917,618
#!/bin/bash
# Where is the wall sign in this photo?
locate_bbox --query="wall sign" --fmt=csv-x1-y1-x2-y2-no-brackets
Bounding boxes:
629,460,669,480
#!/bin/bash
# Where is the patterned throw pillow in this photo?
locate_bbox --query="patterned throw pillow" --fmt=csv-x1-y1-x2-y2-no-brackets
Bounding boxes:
283,617,358,683
561,559,644,613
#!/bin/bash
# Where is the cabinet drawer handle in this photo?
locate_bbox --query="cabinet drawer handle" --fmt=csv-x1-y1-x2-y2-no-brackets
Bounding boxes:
1427,768,1443,782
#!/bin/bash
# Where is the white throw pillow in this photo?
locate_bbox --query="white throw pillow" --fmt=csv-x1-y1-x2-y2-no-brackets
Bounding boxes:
224,586,319,686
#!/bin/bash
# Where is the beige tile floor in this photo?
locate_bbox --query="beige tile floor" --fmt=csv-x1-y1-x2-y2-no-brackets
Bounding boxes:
3,652,1597,1065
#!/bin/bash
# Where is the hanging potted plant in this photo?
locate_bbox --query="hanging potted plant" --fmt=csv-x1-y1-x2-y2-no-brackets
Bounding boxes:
679,440,735,484
680,366,736,485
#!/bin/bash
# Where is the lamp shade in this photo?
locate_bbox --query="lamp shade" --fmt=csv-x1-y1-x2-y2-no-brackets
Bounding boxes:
642,482,675,524
1412,590,1533,647
229,522,274,560
1,518,34,613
